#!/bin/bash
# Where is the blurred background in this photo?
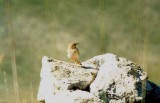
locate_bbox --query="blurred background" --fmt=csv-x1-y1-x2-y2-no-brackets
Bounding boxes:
0,0,160,103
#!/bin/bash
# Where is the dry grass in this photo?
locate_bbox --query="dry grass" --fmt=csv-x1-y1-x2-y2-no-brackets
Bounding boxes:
5,0,20,103
3,71,10,103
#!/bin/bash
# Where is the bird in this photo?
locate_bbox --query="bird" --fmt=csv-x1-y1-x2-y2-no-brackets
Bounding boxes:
67,43,81,65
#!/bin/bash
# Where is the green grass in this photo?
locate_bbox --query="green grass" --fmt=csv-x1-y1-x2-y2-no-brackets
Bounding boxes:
0,0,160,103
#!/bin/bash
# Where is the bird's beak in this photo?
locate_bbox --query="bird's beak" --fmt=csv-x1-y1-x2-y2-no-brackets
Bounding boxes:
75,43,79,45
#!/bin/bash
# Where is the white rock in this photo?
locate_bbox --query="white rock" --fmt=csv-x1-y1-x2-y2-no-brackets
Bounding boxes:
45,90,102,103
37,53,147,103
37,56,98,102
88,54,147,103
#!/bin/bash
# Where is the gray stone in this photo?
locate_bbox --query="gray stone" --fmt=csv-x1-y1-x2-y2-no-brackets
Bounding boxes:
37,53,148,103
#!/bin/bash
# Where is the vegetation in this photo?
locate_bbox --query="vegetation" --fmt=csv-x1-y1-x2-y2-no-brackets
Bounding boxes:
0,0,160,103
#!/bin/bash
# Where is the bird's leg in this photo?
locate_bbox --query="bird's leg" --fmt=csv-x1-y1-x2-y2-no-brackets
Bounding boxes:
75,59,78,64
75,59,81,65
74,58,78,64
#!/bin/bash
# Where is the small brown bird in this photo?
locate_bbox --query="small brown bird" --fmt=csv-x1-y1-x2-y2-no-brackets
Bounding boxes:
67,43,81,65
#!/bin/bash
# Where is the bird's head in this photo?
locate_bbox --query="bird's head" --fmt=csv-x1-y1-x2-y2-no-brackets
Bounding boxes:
68,43,79,49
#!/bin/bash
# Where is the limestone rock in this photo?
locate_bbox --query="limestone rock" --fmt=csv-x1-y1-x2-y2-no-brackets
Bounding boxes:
37,53,149,103
45,90,102,103
37,56,98,103
88,54,147,103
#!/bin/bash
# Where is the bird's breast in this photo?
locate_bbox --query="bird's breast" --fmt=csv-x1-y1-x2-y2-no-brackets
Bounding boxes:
67,52,79,61
67,53,72,58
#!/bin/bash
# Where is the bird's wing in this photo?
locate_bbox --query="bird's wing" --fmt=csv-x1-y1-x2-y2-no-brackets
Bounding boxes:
76,48,80,55
69,49,79,55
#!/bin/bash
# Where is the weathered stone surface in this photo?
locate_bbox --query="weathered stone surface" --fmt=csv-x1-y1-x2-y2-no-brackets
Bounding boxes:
37,53,159,103
45,90,102,103
87,54,147,103
37,56,98,103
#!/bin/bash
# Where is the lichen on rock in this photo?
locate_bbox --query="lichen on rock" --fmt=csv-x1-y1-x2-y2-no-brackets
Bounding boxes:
88,54,147,103
37,53,148,103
